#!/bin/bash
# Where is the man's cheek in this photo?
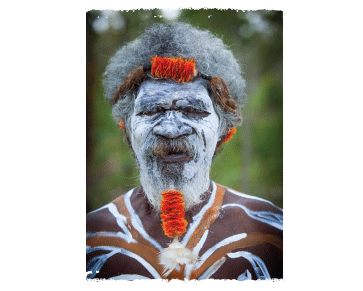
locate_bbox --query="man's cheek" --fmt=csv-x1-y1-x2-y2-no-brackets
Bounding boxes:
194,122,218,143
131,120,152,142
131,132,148,156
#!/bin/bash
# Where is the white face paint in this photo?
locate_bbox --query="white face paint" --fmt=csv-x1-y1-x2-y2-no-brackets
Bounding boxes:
129,79,220,210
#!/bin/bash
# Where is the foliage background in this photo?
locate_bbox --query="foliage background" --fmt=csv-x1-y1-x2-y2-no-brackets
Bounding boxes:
86,9,283,213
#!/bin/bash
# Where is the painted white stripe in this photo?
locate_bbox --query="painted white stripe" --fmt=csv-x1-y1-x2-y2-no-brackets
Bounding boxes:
87,249,119,279
87,245,116,254
108,274,151,280
106,203,136,242
184,231,209,280
193,233,247,270
193,230,209,256
222,203,283,230
87,203,110,214
227,251,271,280
87,193,137,244
237,269,252,281
181,181,217,245
87,246,161,279
198,256,226,280
124,189,163,251
228,188,283,212
86,231,137,244
184,263,193,280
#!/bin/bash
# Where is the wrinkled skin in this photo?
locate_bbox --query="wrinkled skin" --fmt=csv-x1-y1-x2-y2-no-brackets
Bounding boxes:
129,79,220,210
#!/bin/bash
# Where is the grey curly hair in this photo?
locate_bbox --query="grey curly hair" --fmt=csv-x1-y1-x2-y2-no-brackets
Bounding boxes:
103,22,246,139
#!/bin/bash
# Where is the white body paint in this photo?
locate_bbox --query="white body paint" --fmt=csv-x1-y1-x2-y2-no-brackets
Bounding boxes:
105,202,137,242
129,80,220,210
193,233,247,270
198,257,226,280
228,188,283,212
87,246,161,279
87,182,282,280
227,251,271,280
86,231,136,244
108,274,151,280
181,181,216,245
222,203,283,230
237,269,252,281
86,201,136,243
124,189,163,251
192,230,209,256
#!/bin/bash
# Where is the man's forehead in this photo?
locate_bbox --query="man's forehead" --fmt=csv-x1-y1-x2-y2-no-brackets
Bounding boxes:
135,80,211,107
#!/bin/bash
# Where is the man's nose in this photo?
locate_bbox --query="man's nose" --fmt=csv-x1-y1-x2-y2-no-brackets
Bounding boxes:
153,112,193,139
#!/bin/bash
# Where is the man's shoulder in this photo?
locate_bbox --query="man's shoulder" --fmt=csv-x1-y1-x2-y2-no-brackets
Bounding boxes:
86,203,118,233
215,183,283,231
86,188,136,233
218,183,283,214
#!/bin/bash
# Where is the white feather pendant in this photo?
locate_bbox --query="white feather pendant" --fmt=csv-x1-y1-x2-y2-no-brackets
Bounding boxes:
159,237,198,277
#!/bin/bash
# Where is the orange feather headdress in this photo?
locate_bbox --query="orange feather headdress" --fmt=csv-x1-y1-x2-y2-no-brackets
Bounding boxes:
151,56,197,83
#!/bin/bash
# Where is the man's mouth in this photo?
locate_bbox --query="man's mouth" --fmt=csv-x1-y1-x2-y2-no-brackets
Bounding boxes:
150,137,194,163
156,152,193,163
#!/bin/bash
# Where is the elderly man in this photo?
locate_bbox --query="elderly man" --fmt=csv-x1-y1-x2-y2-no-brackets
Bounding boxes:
86,22,283,281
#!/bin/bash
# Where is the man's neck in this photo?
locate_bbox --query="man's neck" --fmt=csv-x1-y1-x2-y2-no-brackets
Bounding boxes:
137,181,214,215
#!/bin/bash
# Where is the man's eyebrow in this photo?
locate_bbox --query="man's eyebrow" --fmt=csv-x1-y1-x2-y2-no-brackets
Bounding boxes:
136,97,210,111
136,101,166,112
178,102,208,111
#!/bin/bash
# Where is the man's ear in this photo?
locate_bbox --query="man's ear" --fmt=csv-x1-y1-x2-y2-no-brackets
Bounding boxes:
216,135,225,150
118,119,126,131
216,127,236,150
118,119,132,146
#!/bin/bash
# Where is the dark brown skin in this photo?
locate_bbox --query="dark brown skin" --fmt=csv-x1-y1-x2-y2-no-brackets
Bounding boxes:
86,183,283,280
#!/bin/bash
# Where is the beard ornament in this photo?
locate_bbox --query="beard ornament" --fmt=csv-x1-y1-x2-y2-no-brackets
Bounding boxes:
158,190,198,277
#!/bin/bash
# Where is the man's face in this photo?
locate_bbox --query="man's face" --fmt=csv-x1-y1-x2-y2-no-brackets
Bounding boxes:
129,79,220,210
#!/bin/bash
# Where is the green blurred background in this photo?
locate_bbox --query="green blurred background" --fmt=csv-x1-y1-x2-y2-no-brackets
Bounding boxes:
86,9,283,213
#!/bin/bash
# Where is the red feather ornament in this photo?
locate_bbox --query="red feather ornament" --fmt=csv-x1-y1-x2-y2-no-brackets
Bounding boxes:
151,56,197,83
159,190,198,277
160,190,188,238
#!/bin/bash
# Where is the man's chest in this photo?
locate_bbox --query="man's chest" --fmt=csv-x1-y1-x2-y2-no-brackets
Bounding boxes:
86,185,283,280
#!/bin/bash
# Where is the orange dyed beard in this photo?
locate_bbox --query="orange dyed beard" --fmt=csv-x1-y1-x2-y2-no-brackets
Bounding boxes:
160,190,188,238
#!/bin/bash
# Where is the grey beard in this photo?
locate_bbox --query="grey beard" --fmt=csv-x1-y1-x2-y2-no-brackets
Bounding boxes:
139,157,211,212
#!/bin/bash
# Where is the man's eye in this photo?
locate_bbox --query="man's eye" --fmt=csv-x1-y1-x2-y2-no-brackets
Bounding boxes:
137,108,210,118
183,108,197,113
137,108,165,116
182,108,210,117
